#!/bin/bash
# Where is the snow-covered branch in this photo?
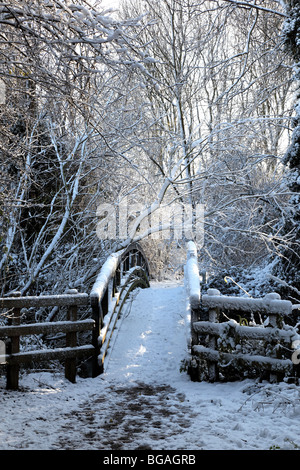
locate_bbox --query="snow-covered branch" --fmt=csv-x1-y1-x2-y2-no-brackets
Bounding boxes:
217,0,287,17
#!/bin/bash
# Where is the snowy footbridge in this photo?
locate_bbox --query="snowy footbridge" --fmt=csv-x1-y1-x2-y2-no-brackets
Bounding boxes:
90,242,151,376
1,241,299,390
92,241,298,384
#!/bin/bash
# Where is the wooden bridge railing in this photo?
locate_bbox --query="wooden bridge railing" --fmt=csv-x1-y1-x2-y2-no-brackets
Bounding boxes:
0,243,151,389
90,242,150,375
185,241,300,383
0,290,94,389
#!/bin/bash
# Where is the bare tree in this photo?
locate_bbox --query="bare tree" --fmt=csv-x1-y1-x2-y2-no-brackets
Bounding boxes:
0,0,154,295
0,0,297,296
116,0,294,276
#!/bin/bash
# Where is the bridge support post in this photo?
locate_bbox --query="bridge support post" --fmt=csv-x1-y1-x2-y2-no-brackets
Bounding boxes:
207,289,220,382
91,295,103,377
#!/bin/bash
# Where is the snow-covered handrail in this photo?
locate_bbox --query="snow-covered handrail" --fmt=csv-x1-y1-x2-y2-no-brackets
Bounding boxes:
185,241,201,310
90,250,125,302
184,241,202,351
90,242,150,303
90,242,150,375
202,290,293,316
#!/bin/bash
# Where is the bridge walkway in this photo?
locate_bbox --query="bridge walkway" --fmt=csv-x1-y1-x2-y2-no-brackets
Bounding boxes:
55,281,201,451
103,281,188,384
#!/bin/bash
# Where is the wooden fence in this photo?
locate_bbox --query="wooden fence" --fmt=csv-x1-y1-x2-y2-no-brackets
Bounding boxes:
185,241,300,383
0,289,95,389
0,243,151,390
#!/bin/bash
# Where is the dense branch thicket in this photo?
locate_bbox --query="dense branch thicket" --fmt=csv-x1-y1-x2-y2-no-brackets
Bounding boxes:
272,0,300,298
0,0,298,305
0,0,154,295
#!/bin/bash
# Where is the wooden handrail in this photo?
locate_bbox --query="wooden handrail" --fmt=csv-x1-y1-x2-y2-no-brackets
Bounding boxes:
0,293,89,308
90,242,150,376
0,319,95,337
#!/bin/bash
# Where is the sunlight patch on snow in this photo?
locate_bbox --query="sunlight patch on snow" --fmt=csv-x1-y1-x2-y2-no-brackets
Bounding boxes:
140,330,151,339
137,345,146,356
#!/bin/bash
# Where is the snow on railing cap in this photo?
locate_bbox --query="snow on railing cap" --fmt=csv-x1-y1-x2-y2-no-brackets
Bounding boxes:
202,290,293,315
187,240,197,258
90,252,121,300
263,293,292,315
186,243,201,309
207,288,221,296
264,293,281,300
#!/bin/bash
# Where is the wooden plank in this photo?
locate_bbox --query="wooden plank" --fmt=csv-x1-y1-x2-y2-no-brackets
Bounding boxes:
0,293,89,309
193,345,294,373
202,293,292,315
193,321,293,342
6,345,95,365
0,319,95,337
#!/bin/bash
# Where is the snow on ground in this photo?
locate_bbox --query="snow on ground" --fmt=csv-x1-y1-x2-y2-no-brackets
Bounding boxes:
1,281,300,452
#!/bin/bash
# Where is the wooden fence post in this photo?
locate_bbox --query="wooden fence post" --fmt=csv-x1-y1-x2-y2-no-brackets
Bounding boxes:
266,293,282,383
6,292,21,390
101,288,109,319
191,307,199,348
207,288,220,382
65,289,78,383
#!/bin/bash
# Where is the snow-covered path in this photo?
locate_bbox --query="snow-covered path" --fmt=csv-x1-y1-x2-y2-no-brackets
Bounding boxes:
1,281,300,451
104,281,188,384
